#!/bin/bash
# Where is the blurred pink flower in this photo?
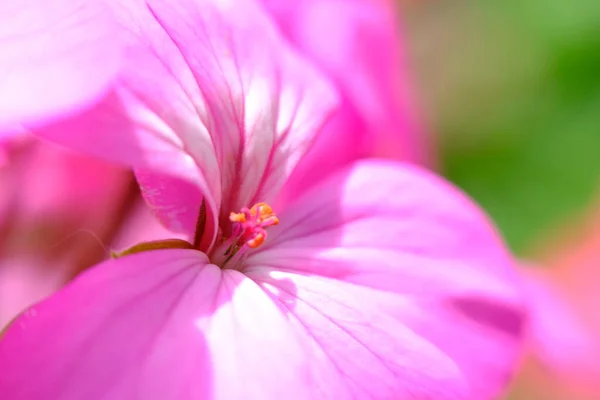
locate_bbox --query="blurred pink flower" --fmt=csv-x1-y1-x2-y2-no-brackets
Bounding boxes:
261,0,432,202
513,202,600,400
0,134,182,331
0,0,524,398
0,135,133,329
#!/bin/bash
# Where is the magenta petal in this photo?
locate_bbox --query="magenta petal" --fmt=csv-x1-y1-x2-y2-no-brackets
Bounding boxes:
263,0,431,202
109,199,190,252
0,0,121,129
248,271,469,398
32,0,338,244
521,267,600,383
247,160,526,399
0,257,70,330
0,250,318,399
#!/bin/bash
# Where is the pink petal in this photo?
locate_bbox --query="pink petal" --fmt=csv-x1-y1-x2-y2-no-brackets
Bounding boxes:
15,140,131,222
0,250,317,399
0,257,72,330
31,0,338,247
249,272,469,398
0,125,27,145
520,267,600,385
246,159,526,399
109,199,190,252
262,0,432,203
0,0,122,129
523,203,600,392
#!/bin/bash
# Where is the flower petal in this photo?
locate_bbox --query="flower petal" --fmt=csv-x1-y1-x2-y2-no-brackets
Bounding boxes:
0,0,121,129
109,199,190,253
520,267,600,384
247,159,526,399
262,0,432,203
249,270,470,398
524,201,600,392
30,0,338,246
0,249,321,399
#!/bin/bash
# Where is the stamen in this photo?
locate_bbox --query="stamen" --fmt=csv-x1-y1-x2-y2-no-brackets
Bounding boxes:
230,202,278,247
215,202,279,268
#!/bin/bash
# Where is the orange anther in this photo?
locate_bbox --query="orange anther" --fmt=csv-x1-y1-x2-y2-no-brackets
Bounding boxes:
249,202,279,226
247,232,266,248
250,203,272,219
229,212,246,223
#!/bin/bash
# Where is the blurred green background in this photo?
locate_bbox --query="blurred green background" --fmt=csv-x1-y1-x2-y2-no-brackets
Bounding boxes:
399,0,600,255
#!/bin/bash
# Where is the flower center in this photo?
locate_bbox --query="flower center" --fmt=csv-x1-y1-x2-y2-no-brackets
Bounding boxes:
211,202,279,268
111,202,278,270
229,202,279,248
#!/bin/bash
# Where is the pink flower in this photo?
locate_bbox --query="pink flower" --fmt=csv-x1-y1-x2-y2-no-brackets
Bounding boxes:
0,135,132,329
0,134,179,331
513,203,600,399
0,0,525,398
261,0,433,202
